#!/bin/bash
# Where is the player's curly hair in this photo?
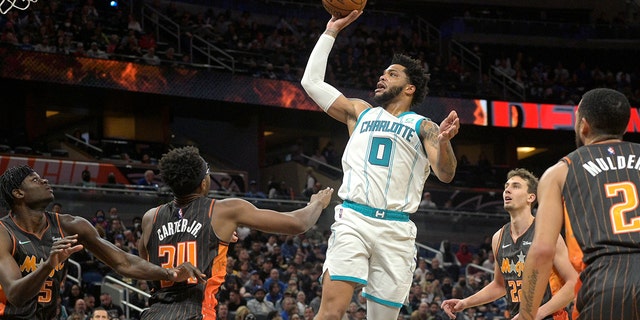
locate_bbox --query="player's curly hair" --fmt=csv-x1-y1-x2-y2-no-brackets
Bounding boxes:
159,146,208,196
391,53,430,106
0,165,34,208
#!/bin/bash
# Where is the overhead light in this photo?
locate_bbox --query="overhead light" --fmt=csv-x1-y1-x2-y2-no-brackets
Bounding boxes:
517,147,536,153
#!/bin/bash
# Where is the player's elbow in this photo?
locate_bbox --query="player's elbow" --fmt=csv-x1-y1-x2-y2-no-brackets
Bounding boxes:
301,72,314,91
529,243,555,262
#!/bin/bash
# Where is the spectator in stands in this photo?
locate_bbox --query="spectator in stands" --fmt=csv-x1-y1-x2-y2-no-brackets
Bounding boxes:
86,42,108,59
436,240,461,280
78,168,97,188
264,268,288,296
455,243,473,267
302,167,317,198
63,283,84,314
419,191,438,210
130,280,150,319
265,281,284,308
102,172,125,190
99,292,124,320
429,257,450,282
216,176,240,196
279,63,298,82
68,298,89,320
90,307,109,319
84,294,96,315
481,251,495,271
245,180,267,200
410,301,429,320
227,289,248,313
217,303,230,320
136,169,158,190
90,209,107,228
141,46,161,65
279,296,298,319
106,217,126,242
414,258,430,285
162,47,179,67
247,286,276,318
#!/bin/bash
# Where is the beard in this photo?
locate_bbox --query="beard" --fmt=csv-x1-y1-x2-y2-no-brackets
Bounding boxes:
373,85,403,106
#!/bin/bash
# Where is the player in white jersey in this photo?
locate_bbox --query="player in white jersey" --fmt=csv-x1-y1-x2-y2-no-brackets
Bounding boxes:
301,10,460,320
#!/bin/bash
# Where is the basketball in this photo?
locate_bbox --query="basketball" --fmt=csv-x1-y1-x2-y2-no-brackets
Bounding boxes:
322,0,366,18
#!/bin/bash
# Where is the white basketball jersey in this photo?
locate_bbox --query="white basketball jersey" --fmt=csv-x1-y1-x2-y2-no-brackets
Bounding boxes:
338,107,430,213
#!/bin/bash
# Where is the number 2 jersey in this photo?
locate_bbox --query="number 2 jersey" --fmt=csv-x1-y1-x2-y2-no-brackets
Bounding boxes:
561,141,640,319
339,107,430,213
497,222,567,320
144,197,228,320
0,212,66,320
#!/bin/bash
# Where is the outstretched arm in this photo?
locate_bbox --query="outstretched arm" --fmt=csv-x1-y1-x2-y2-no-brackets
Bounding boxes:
520,162,568,320
212,187,334,243
61,214,203,283
301,10,370,128
422,111,459,183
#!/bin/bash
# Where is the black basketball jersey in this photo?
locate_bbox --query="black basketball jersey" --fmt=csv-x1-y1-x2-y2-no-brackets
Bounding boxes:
561,141,640,319
0,212,67,320
143,197,228,320
497,223,567,320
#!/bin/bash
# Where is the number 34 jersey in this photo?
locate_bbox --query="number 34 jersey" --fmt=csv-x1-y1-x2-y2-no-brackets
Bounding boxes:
339,107,430,213
145,197,227,319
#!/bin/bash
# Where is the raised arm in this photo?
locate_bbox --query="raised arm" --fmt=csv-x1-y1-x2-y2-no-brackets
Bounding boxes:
520,162,568,320
421,111,459,183
301,11,370,128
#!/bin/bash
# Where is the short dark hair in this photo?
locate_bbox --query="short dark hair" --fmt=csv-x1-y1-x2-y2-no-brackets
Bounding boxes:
0,165,34,208
391,53,430,106
507,168,539,206
159,146,207,196
578,88,630,137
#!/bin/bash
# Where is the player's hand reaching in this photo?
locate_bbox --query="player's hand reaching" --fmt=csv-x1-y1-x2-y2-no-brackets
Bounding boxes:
47,234,83,268
326,10,363,35
310,187,334,209
441,298,465,319
438,110,460,142
169,262,206,283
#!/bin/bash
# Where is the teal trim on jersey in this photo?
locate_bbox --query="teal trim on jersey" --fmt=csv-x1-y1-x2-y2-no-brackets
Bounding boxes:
342,200,410,222
330,274,367,285
355,107,373,128
415,118,424,140
362,292,404,308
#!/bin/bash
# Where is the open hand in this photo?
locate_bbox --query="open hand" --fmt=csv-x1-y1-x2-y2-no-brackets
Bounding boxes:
326,10,363,35
441,298,465,319
310,187,334,209
438,110,460,142
48,234,83,268
170,262,206,283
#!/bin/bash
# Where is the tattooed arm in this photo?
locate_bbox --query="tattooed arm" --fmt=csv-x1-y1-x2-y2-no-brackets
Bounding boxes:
520,162,569,320
422,111,459,183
